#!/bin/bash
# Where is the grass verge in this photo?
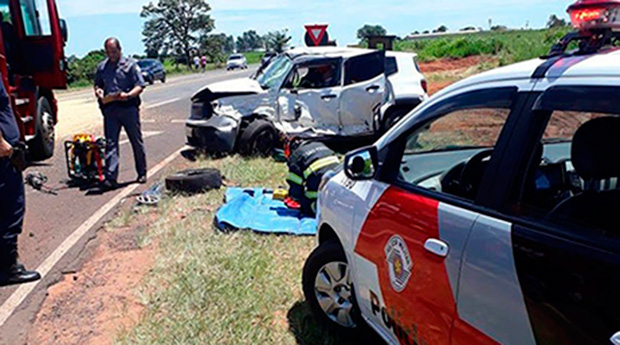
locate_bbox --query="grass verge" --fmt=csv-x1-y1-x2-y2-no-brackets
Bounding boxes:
115,155,365,345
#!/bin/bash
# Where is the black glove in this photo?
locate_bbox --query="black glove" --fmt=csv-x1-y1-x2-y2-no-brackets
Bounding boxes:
9,142,28,171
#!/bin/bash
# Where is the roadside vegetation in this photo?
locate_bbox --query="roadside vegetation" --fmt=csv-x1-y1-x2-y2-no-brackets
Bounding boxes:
113,156,366,345
396,27,571,65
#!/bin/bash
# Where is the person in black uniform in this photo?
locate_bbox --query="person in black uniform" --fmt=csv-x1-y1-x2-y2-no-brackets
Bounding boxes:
0,77,41,286
286,139,340,216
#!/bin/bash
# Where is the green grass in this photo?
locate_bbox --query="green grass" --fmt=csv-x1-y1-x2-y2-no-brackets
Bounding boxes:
114,156,367,345
244,51,264,65
397,28,571,65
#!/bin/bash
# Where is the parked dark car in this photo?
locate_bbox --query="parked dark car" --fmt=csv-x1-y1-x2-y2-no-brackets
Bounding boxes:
138,59,166,85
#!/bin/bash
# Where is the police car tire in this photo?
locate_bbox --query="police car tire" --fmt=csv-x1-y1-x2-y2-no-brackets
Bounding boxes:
29,97,55,161
165,168,222,195
237,119,277,157
302,240,367,337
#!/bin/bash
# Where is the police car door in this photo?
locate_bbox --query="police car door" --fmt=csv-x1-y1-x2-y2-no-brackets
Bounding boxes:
339,51,386,136
277,58,342,134
351,86,521,345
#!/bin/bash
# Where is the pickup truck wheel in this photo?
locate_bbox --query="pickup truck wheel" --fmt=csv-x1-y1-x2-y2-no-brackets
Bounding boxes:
237,119,277,157
161,74,166,83
302,240,366,336
29,97,55,161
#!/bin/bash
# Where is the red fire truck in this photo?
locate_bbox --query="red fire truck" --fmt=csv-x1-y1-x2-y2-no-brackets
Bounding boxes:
0,0,67,161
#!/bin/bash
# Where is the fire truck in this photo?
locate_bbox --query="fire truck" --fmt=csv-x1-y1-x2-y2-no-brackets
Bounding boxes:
0,0,67,161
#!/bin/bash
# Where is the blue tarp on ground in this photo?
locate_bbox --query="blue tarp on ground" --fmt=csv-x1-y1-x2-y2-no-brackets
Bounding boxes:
214,188,318,236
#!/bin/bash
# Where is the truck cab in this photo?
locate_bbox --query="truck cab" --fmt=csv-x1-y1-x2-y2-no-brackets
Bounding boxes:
0,0,68,160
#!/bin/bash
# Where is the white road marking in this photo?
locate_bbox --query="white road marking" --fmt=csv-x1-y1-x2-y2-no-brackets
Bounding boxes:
0,147,184,327
144,97,181,109
119,131,162,146
170,119,186,124
141,119,156,123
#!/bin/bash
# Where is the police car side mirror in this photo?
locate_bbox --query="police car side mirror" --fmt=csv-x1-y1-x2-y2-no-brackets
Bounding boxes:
345,146,378,180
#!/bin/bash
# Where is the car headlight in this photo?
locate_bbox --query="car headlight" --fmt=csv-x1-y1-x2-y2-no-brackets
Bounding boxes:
190,102,209,120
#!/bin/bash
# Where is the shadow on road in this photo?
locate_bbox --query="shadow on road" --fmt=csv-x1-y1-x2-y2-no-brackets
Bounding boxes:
287,300,386,345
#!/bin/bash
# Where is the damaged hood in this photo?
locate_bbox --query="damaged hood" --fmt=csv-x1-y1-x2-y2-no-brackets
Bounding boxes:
192,78,264,102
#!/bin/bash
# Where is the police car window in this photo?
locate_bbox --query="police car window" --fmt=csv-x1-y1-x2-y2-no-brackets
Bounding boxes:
19,0,51,36
344,52,383,86
397,108,510,200
512,109,620,236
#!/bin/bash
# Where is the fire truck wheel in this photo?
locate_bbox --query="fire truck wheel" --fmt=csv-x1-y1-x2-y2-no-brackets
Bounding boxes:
165,168,223,195
237,119,277,157
29,97,55,161
302,240,369,337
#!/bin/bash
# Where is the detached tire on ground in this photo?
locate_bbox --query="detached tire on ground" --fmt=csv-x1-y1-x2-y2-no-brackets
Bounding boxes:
237,119,277,157
302,240,367,337
165,168,222,195
29,96,55,161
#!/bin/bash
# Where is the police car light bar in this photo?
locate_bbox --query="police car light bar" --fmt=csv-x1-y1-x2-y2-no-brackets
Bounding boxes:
568,0,620,29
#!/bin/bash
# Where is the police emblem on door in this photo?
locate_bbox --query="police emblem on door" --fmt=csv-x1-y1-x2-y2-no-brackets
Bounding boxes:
385,235,413,292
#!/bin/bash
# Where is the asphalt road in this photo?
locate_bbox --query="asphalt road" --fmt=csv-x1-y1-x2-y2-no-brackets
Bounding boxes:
0,67,255,345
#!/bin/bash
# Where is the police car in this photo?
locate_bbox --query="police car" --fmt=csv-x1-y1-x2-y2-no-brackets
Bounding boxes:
302,1,620,344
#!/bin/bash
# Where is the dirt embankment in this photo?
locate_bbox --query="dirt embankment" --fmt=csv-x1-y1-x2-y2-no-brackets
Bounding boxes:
27,218,156,345
419,56,497,95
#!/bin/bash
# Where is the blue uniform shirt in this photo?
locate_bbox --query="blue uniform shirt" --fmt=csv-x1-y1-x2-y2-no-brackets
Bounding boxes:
94,56,146,109
0,78,19,146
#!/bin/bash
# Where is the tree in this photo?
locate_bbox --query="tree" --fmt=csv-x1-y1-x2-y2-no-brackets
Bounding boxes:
141,0,215,67
433,25,448,33
264,30,292,53
490,25,508,32
547,14,568,29
356,24,387,42
460,26,476,32
201,33,235,63
236,30,263,52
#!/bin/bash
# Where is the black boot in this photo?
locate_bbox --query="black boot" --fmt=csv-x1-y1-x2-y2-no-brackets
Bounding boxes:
0,263,41,287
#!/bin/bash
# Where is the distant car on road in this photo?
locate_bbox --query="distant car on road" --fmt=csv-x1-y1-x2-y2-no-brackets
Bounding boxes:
261,52,276,66
138,59,166,85
226,54,248,70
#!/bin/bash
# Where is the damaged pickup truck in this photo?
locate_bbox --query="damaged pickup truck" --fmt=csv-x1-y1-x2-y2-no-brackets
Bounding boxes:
186,47,427,156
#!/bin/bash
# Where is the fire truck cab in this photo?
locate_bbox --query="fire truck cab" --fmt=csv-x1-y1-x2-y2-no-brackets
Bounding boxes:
0,0,67,160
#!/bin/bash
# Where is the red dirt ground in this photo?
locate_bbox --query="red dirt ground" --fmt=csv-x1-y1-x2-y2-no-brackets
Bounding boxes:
26,220,156,345
418,55,495,73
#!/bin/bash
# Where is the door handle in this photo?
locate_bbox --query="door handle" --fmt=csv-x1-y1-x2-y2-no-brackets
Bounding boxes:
611,331,620,345
321,94,337,100
424,239,449,258
366,85,380,92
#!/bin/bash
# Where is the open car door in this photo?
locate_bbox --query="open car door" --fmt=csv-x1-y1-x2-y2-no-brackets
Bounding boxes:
339,50,385,136
11,0,67,89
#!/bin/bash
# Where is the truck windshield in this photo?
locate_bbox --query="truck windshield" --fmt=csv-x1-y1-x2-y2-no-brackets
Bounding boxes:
0,0,10,24
255,55,292,90
19,0,51,36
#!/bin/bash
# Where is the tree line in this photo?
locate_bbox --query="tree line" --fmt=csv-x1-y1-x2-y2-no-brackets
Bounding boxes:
67,0,291,85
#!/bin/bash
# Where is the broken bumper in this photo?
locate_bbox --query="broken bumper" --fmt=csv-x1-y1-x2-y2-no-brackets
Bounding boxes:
186,116,240,154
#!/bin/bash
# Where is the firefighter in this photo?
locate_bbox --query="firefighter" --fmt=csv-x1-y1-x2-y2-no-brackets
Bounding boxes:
286,138,340,216
0,77,41,286
94,37,147,191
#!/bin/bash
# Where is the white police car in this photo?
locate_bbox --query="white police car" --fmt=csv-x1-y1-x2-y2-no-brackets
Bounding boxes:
302,1,620,344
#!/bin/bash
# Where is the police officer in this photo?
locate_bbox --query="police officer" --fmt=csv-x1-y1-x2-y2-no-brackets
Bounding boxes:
0,77,41,286
286,139,340,216
94,38,147,190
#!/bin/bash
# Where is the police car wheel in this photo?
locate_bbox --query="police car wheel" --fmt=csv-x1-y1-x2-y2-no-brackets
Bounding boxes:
303,240,365,335
29,96,55,161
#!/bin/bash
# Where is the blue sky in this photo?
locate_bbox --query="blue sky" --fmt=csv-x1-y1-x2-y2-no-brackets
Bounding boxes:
57,0,572,57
